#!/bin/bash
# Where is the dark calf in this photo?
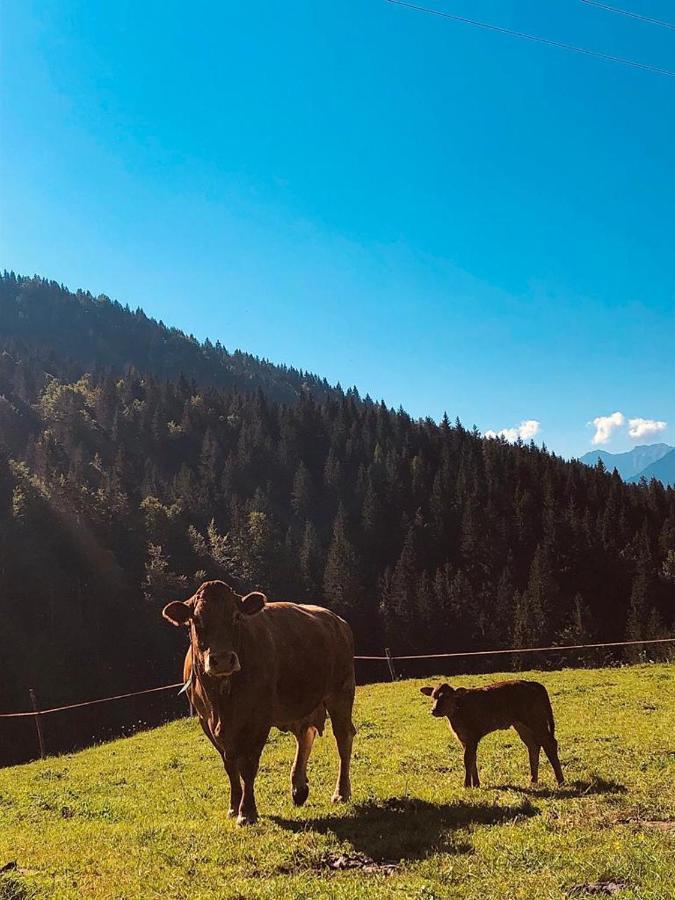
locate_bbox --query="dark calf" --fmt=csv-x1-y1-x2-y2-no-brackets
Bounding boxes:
420,680,564,788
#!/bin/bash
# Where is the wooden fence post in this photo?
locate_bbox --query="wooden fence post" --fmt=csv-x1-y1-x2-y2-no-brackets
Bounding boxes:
29,688,45,760
384,648,397,682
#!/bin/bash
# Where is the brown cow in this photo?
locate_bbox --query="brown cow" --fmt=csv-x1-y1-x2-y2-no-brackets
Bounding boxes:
420,680,564,788
163,580,356,825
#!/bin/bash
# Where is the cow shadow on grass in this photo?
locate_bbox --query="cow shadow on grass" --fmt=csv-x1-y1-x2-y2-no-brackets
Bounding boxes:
270,796,538,862
492,776,627,799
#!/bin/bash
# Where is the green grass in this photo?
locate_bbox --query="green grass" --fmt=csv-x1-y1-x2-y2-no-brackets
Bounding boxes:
1,664,674,899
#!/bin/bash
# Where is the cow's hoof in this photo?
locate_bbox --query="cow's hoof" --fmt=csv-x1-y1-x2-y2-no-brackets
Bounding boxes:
331,792,350,804
236,811,258,826
227,807,238,818
292,783,309,806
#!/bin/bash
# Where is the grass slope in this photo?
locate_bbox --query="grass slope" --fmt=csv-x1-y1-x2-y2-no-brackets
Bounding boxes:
1,665,674,899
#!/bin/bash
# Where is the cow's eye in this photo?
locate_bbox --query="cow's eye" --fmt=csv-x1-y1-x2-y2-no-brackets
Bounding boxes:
193,623,206,648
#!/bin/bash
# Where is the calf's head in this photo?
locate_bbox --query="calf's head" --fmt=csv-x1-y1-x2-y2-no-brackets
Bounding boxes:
162,580,266,677
420,683,459,717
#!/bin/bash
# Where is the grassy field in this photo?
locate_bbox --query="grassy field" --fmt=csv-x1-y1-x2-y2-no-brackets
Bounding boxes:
1,664,674,899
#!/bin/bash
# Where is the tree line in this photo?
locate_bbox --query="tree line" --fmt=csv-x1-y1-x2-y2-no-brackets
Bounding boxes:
0,273,673,712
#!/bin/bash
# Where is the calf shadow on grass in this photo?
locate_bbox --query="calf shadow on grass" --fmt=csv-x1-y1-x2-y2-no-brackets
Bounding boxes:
492,776,627,799
270,796,538,862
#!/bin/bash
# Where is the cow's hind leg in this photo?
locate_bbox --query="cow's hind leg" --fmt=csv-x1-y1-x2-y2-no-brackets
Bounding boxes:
326,690,356,803
291,725,317,807
514,723,540,784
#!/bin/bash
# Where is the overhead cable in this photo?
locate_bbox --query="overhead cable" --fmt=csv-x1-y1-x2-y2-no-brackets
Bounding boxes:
385,0,675,77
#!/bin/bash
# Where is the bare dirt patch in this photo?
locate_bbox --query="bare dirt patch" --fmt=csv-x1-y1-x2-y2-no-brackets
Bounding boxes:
323,851,399,876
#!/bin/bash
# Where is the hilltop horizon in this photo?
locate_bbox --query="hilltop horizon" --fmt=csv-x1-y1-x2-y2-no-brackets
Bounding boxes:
3,270,671,466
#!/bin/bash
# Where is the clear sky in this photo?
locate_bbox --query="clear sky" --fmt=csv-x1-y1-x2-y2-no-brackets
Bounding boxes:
1,0,674,458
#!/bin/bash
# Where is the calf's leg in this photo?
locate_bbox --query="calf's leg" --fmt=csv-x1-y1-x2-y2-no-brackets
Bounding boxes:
514,723,540,784
463,741,479,788
527,744,540,784
540,734,564,785
290,725,317,806
326,691,356,803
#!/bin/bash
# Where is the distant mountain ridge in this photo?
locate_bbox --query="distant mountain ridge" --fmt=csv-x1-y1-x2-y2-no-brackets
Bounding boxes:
628,448,675,487
579,443,674,485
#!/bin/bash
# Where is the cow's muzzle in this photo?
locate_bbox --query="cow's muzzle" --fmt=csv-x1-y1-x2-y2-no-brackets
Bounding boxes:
205,651,241,677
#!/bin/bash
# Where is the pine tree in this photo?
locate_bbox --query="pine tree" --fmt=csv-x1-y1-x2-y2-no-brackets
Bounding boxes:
143,543,188,605
384,526,421,649
556,593,596,666
511,590,537,669
299,520,324,600
323,507,362,627
489,563,515,648
625,527,660,660
291,462,314,520
524,543,558,642
448,570,475,650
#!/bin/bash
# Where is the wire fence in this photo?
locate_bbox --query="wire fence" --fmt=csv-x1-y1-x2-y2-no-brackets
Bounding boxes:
2,636,673,766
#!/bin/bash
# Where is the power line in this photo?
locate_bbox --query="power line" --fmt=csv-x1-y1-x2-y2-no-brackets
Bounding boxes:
385,0,675,77
580,0,675,31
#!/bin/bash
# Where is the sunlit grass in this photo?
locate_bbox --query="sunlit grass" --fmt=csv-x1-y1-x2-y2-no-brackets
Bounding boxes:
1,664,673,898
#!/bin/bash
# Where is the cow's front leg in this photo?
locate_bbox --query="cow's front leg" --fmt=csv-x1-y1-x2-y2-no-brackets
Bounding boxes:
237,746,264,826
222,756,242,818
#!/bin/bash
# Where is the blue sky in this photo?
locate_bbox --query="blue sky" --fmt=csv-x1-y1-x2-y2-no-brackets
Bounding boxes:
1,0,674,458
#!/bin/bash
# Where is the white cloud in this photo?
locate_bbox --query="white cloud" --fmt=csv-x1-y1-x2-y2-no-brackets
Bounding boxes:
485,419,541,442
589,411,668,445
627,417,667,440
591,411,625,445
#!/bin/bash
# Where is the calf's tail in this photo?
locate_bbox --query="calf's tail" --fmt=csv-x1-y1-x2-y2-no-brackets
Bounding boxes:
544,691,556,738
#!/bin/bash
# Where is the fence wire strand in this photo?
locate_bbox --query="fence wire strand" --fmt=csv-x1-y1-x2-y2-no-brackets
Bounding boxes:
1,637,673,719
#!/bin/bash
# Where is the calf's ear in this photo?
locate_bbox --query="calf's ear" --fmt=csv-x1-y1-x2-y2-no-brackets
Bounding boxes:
241,591,267,616
420,686,434,696
162,600,193,626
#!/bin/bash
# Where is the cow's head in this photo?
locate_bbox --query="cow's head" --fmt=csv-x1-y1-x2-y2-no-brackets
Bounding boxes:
420,683,458,717
162,580,266,678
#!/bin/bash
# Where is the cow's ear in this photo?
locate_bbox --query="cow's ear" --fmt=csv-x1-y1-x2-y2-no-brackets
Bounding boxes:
241,591,266,616
420,686,434,696
162,601,193,626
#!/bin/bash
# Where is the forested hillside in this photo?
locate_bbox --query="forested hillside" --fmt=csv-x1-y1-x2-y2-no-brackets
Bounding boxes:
1,272,674,712
0,274,347,406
